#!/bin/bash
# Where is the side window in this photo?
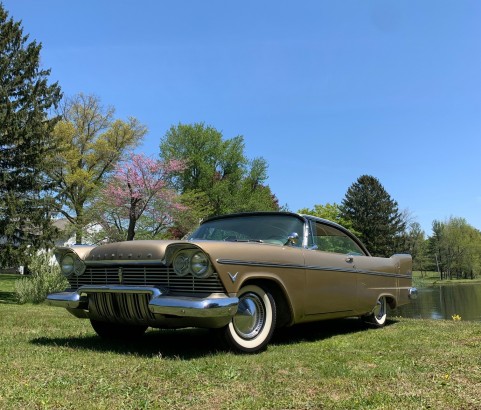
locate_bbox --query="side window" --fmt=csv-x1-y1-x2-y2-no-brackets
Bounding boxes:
312,222,365,255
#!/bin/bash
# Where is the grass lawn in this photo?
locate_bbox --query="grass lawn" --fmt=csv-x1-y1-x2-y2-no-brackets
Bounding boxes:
1,274,481,409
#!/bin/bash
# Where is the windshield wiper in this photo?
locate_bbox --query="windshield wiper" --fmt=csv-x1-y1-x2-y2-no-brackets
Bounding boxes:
225,238,264,243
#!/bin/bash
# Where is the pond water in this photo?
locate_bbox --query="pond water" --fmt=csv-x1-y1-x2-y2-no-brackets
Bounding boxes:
390,284,481,322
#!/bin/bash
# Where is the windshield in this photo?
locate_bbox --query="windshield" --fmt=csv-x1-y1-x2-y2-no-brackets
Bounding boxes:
189,214,305,247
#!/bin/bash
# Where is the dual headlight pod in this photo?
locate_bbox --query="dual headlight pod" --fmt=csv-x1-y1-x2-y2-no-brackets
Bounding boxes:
173,249,212,279
60,253,86,277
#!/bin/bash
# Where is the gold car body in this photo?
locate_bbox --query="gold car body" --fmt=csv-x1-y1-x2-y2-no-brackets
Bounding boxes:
47,212,416,352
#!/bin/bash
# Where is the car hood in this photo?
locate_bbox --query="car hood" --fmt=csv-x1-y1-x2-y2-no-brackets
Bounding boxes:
62,239,301,266
82,240,195,264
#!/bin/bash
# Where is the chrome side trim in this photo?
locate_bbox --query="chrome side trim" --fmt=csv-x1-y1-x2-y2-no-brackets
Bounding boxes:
217,258,305,270
217,258,412,279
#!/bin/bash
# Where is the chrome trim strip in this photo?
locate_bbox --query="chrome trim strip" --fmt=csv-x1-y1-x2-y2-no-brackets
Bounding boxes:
217,258,412,279
354,269,412,279
77,285,164,297
85,260,168,265
217,258,305,270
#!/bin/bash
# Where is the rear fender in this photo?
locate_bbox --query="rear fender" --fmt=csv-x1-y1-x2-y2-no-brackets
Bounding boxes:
391,254,412,275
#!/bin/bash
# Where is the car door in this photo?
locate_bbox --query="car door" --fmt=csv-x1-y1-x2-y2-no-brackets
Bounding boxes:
303,221,365,316
303,250,358,315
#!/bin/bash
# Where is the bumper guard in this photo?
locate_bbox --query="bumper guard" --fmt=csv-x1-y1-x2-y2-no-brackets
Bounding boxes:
46,285,239,318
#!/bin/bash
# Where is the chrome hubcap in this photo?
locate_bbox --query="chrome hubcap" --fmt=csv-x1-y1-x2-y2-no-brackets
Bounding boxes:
233,292,265,339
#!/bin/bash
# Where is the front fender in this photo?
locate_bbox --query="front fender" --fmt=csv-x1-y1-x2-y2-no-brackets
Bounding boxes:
54,245,97,264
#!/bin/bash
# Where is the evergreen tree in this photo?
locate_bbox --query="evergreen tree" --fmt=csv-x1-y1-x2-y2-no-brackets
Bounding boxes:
0,5,62,267
340,175,406,257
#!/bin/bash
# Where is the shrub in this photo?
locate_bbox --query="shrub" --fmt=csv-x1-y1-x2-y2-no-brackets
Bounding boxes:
15,251,68,304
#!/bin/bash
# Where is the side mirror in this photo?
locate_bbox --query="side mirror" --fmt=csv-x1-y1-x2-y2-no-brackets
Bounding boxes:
287,232,299,246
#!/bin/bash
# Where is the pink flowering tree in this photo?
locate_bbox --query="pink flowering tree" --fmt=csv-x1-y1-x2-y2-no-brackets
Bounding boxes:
93,153,186,241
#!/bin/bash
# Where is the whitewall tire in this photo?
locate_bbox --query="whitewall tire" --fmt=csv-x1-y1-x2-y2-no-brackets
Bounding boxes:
223,284,276,353
366,296,388,327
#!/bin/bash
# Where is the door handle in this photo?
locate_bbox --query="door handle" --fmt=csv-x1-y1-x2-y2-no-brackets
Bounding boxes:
345,256,354,263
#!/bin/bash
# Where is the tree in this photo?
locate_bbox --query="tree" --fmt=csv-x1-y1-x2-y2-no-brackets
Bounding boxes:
49,93,147,244
404,222,430,274
340,175,406,257
0,5,62,267
159,123,279,230
91,153,185,241
429,217,481,280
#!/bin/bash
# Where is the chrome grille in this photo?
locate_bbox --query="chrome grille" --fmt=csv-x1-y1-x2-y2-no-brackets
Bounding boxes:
68,264,225,294
88,292,156,325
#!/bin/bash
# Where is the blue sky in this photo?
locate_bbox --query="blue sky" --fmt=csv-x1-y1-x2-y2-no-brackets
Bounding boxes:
3,0,481,235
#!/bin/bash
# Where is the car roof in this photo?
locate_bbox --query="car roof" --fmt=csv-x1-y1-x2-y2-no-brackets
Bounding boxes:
200,211,305,224
202,211,345,230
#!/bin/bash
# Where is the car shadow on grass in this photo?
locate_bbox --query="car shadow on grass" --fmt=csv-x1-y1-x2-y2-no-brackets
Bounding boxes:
31,327,227,359
31,318,399,359
271,317,398,347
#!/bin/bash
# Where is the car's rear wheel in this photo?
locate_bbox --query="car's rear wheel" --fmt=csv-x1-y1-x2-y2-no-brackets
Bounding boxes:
365,296,388,327
222,284,276,353
90,319,148,340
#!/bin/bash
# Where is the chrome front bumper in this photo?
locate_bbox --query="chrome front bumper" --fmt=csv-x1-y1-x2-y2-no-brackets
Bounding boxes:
46,285,238,319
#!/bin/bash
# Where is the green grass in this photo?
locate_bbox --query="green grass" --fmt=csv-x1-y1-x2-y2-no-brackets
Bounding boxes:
1,274,481,409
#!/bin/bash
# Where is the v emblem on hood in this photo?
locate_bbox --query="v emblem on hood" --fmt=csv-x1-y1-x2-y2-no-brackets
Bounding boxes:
228,272,238,283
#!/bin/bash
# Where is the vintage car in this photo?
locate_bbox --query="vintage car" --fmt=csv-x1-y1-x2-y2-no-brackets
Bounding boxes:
46,212,417,353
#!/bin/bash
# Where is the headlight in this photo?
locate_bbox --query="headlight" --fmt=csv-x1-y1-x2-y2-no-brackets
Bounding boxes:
173,251,190,276
60,253,86,277
172,249,212,278
73,258,86,276
60,254,75,276
190,251,210,278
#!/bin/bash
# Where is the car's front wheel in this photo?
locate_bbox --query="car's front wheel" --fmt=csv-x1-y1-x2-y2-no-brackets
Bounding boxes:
90,319,148,340
365,296,388,327
222,284,276,353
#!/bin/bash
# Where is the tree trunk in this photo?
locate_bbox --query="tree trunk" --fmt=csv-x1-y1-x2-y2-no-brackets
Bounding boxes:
127,219,136,241
126,201,137,241
75,207,83,244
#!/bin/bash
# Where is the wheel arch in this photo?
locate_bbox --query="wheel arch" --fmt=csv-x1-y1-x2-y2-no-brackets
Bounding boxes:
384,294,397,310
239,278,293,328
